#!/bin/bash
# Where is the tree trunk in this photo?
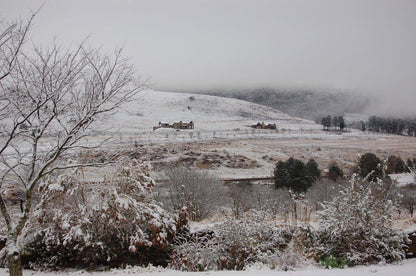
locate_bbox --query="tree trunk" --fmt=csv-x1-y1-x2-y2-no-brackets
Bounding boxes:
8,251,22,276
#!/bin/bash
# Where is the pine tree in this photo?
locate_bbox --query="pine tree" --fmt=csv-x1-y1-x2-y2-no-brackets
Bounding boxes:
338,116,345,130
306,158,321,180
332,116,339,129
357,153,383,181
328,162,344,181
274,160,290,189
386,155,409,174
274,158,313,193
406,158,414,169
321,115,332,130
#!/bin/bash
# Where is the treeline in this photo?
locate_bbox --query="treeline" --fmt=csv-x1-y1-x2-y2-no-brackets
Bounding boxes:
320,115,345,130
274,153,414,194
367,116,416,136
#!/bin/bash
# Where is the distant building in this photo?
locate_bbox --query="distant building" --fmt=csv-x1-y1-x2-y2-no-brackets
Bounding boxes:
153,121,194,131
173,121,194,130
159,122,170,128
251,122,277,130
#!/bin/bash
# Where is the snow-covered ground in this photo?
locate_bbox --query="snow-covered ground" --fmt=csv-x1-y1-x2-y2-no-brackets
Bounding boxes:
96,89,317,134
90,90,414,147
3,259,416,276
74,89,416,181
390,173,415,187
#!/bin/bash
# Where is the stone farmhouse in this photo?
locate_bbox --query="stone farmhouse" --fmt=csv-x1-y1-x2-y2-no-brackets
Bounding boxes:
153,121,194,131
251,122,277,130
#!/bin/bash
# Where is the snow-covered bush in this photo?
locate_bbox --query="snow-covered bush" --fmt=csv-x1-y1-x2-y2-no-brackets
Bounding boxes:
22,161,180,269
169,232,217,271
170,217,294,271
266,248,309,271
312,173,405,265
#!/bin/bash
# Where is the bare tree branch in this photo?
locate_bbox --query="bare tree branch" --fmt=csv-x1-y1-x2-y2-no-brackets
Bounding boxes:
0,14,145,275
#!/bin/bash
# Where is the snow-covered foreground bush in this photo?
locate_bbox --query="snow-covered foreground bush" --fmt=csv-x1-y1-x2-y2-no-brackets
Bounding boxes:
170,172,408,271
21,161,183,270
170,217,296,271
298,173,406,266
2,163,407,271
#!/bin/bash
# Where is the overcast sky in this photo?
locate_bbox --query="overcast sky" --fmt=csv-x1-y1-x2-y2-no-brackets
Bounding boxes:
2,0,416,114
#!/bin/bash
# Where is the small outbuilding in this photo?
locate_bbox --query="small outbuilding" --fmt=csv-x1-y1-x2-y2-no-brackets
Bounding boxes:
251,122,277,130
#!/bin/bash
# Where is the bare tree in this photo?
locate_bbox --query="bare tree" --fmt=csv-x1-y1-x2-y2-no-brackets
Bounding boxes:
229,183,252,219
229,183,292,221
0,14,34,82
399,167,416,217
399,184,416,217
0,16,144,276
306,178,347,211
160,167,227,221
251,184,292,219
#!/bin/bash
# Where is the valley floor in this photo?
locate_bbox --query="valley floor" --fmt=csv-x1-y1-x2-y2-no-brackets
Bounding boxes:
3,259,416,276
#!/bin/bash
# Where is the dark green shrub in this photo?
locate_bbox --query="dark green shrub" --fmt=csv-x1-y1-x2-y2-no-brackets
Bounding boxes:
274,157,313,193
320,255,348,269
357,153,383,180
328,162,344,181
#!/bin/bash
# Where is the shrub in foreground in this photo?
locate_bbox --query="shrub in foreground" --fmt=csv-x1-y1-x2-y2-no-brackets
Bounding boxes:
21,162,180,270
299,173,406,266
170,217,294,271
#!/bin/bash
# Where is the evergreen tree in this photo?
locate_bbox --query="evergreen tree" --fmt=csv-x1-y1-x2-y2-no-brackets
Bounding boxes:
360,120,366,131
328,162,344,181
366,115,416,136
321,115,332,130
274,157,313,193
306,158,321,180
368,116,380,132
338,116,345,130
406,158,414,169
386,155,409,174
332,116,339,129
274,160,290,190
357,153,383,181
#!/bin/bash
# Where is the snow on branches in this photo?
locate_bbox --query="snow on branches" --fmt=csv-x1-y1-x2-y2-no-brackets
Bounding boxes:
22,161,177,269
170,218,294,271
315,173,405,265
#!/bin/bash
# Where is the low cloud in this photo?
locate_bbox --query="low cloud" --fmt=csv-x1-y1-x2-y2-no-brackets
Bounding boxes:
3,0,416,115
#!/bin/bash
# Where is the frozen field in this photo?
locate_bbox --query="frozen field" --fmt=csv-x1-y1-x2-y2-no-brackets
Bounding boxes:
85,90,416,179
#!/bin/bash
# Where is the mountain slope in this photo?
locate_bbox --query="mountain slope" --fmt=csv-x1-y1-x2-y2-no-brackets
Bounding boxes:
97,90,319,133
200,88,370,121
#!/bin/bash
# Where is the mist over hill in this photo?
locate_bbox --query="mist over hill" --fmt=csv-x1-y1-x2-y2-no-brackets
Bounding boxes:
196,88,371,122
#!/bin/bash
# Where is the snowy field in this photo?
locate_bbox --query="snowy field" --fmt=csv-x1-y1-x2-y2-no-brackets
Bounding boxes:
2,259,416,276
87,90,416,180
96,90,317,134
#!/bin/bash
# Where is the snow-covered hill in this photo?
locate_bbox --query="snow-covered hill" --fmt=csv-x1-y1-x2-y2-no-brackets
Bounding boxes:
96,90,319,134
